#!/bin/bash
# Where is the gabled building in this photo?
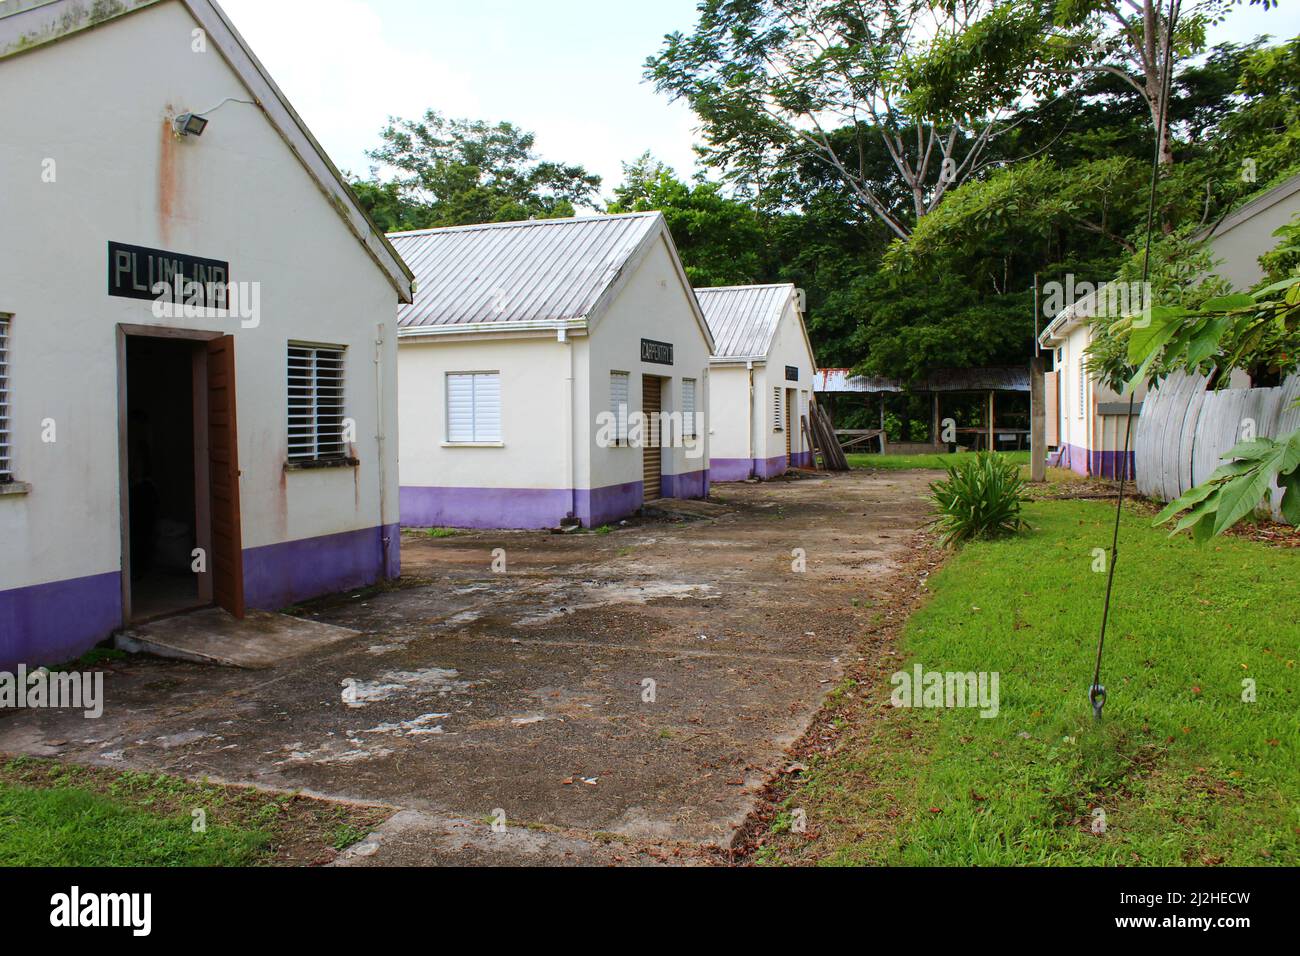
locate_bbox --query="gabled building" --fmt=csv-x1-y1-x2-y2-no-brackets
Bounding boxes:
694,284,817,480
393,212,714,530
0,0,413,668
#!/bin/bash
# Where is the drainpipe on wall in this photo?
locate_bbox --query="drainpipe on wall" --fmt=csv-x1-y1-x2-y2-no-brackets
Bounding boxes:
561,327,576,523
374,323,392,579
746,361,755,478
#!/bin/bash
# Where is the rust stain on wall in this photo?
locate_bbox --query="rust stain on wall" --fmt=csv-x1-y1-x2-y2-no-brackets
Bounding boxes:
158,115,180,243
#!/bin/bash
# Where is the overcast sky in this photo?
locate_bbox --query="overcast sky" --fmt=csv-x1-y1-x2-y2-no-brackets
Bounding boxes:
219,0,1300,202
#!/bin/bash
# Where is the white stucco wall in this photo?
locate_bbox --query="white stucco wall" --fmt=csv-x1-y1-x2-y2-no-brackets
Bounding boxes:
708,293,817,473
397,334,572,491
0,1,400,598
585,235,712,489
1209,184,1300,291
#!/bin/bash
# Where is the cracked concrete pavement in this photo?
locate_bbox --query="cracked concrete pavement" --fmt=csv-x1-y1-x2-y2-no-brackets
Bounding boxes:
0,470,932,865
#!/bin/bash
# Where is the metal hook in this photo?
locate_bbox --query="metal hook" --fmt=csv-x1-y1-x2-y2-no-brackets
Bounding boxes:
1089,683,1107,721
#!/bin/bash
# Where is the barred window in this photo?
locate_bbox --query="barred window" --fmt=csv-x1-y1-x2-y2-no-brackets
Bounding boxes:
288,343,347,461
447,372,501,443
610,371,630,446
773,386,784,431
0,315,10,482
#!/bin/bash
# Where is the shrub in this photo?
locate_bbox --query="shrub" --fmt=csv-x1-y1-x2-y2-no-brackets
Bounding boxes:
927,452,1030,546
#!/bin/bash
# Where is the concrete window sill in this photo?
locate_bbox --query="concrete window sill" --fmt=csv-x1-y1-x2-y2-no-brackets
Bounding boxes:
441,442,505,448
284,458,360,472
0,481,32,497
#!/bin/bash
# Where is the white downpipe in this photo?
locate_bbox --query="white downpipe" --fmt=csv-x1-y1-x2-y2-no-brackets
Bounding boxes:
561,328,576,521
746,361,755,478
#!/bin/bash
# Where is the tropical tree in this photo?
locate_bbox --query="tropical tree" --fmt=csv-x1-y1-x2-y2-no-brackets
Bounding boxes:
646,0,1051,239
356,110,601,230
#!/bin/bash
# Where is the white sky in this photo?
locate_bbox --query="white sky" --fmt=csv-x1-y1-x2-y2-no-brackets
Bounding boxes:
218,0,1300,203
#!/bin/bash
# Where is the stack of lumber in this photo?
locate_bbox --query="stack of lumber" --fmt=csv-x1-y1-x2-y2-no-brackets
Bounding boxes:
804,403,850,471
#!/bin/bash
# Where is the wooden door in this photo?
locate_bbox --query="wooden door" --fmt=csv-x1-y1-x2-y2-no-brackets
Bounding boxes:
206,336,244,617
1044,371,1060,446
642,375,662,502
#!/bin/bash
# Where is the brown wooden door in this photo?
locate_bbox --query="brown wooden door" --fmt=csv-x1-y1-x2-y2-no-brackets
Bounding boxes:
206,336,245,617
642,375,662,503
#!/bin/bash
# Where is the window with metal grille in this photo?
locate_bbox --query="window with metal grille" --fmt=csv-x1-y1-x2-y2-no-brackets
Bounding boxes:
287,343,347,461
0,315,11,482
447,372,501,443
610,371,630,446
1078,367,1086,419
682,378,697,438
773,386,783,431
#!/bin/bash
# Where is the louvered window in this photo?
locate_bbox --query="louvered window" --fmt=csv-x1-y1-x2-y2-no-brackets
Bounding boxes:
447,372,501,443
0,315,10,482
610,371,630,446
288,343,347,461
682,378,697,438
773,386,784,431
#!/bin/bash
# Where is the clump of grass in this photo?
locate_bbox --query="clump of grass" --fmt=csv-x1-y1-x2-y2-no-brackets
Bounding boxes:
425,527,462,539
928,451,1029,546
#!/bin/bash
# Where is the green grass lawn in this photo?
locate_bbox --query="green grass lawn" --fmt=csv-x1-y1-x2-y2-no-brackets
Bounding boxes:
0,758,389,866
848,449,1031,471
758,499,1299,866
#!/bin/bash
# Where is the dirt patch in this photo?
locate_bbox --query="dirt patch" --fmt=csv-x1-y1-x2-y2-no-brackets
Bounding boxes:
727,527,949,864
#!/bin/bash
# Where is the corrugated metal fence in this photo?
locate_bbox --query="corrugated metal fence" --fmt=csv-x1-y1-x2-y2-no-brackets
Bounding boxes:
1135,372,1300,521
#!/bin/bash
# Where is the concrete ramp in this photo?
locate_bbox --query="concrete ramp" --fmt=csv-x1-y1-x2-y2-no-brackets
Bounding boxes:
116,608,360,669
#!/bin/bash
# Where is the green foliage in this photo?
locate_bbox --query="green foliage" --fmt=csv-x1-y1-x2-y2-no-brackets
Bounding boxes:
608,154,769,287
759,500,1299,866
927,452,1030,546
354,110,601,230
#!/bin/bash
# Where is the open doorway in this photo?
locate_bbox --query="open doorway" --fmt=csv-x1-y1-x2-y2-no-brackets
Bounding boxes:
125,336,206,621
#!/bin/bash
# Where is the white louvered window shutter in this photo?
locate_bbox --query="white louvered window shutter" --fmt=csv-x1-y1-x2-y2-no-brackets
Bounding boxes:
773,386,783,431
610,371,630,446
288,344,347,462
682,378,697,438
0,315,11,482
447,372,501,443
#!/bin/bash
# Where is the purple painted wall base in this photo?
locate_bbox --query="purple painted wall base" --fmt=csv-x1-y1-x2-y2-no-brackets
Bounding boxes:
0,571,122,670
1,524,399,668
662,469,710,501
710,454,797,482
242,523,400,612
403,473,712,531
1052,444,1136,480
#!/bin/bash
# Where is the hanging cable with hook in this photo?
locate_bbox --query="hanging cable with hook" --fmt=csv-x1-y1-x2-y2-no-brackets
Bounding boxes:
1090,0,1181,722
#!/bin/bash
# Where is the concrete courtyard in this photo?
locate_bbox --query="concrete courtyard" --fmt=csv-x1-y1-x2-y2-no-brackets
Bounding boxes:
0,470,931,865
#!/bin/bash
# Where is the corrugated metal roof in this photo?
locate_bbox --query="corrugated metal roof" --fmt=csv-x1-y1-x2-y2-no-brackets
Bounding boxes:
694,284,793,358
816,367,1030,393
391,212,663,330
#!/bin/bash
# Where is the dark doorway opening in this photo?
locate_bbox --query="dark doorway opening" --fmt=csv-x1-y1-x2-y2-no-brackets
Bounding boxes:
125,336,207,622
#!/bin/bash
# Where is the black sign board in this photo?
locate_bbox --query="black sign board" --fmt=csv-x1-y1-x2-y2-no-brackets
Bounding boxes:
641,338,674,366
108,241,230,307
786,365,800,382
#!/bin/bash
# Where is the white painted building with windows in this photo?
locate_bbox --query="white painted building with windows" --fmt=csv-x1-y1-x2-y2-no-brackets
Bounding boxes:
695,285,818,480
393,212,714,529
0,0,412,668
1039,172,1300,478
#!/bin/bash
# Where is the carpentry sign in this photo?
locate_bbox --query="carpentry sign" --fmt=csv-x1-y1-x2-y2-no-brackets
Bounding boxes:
108,241,230,307
786,365,799,382
640,338,674,366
